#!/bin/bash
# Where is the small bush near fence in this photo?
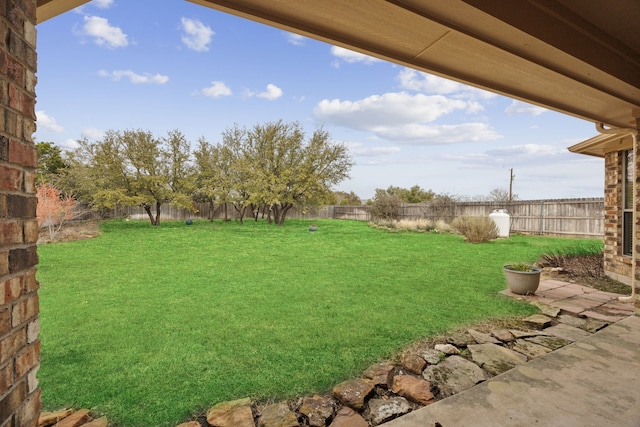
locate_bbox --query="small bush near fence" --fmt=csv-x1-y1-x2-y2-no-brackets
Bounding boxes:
451,216,499,243
371,218,452,233
369,194,403,221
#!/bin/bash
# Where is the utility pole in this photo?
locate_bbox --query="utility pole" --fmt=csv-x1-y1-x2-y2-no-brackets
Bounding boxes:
509,168,514,202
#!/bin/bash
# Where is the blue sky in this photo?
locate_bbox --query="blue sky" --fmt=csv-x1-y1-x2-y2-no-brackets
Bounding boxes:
34,0,604,200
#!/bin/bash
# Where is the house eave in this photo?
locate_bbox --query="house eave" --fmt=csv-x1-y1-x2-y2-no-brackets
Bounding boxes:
568,133,634,158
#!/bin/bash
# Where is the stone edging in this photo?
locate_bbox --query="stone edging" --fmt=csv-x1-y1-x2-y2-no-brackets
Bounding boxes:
41,301,630,427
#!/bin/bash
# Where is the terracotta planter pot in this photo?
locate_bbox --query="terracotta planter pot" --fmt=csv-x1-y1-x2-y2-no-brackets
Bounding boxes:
503,265,542,295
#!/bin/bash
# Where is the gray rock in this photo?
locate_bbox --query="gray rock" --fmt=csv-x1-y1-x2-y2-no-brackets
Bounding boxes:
491,329,515,343
434,343,460,355
446,331,476,347
420,349,442,365
368,397,411,425
468,343,527,376
423,355,486,398
468,329,501,344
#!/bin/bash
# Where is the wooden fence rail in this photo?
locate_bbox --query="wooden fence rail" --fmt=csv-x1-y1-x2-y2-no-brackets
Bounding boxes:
107,197,604,239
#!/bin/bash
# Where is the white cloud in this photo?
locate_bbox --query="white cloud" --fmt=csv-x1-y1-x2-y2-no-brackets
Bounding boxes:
330,46,380,65
376,122,502,144
181,17,214,52
92,0,114,9
81,127,104,140
505,100,547,116
286,33,306,46
78,15,128,49
201,81,232,98
397,68,496,100
36,111,64,133
347,141,401,157
59,139,79,150
98,69,169,84
314,92,502,145
441,144,570,167
245,84,283,100
315,92,466,128
256,84,283,100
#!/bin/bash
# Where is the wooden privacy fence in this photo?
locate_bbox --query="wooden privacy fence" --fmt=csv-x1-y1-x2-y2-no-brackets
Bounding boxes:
334,198,604,238
110,198,604,238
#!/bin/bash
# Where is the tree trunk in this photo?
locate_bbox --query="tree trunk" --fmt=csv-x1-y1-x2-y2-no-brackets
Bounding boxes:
275,203,293,225
143,203,161,226
233,203,246,225
154,202,161,225
143,205,155,226
223,203,229,221
208,201,215,221
250,204,259,222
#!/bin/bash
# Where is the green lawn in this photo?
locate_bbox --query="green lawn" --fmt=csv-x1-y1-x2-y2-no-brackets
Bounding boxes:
36,219,600,426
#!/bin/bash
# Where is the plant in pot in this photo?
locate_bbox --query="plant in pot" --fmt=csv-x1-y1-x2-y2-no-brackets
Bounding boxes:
503,262,542,295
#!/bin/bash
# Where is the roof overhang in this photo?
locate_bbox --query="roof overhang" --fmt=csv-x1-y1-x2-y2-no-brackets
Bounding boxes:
37,0,640,147
568,134,633,157
185,0,640,130
569,133,634,158
36,0,90,24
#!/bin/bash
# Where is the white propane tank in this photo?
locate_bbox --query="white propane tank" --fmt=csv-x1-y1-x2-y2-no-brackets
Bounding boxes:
489,209,510,238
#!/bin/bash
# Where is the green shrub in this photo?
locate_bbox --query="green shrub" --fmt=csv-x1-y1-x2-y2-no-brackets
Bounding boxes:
451,215,499,243
504,262,538,272
369,194,402,221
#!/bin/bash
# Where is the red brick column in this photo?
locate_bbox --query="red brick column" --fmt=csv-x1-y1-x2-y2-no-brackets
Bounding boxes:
603,150,635,285
0,1,41,426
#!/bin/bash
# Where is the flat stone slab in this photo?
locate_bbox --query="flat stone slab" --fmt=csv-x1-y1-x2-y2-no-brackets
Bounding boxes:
524,335,571,350
544,323,592,342
582,318,609,333
556,314,587,328
581,310,627,323
509,329,550,339
511,339,552,359
531,301,561,317
422,355,486,398
468,329,501,345
468,343,527,376
523,314,553,329
490,329,514,342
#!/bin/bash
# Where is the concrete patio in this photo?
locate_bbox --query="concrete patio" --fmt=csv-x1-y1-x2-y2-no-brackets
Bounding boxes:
382,280,640,426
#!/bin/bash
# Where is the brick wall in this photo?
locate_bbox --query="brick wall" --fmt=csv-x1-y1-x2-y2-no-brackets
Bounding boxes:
0,1,41,426
603,150,634,285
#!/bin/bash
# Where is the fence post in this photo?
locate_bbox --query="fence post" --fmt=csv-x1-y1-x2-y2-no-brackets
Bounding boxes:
539,201,544,235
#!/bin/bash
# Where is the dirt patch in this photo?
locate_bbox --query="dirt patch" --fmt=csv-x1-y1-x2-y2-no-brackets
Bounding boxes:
538,251,631,295
38,221,102,244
